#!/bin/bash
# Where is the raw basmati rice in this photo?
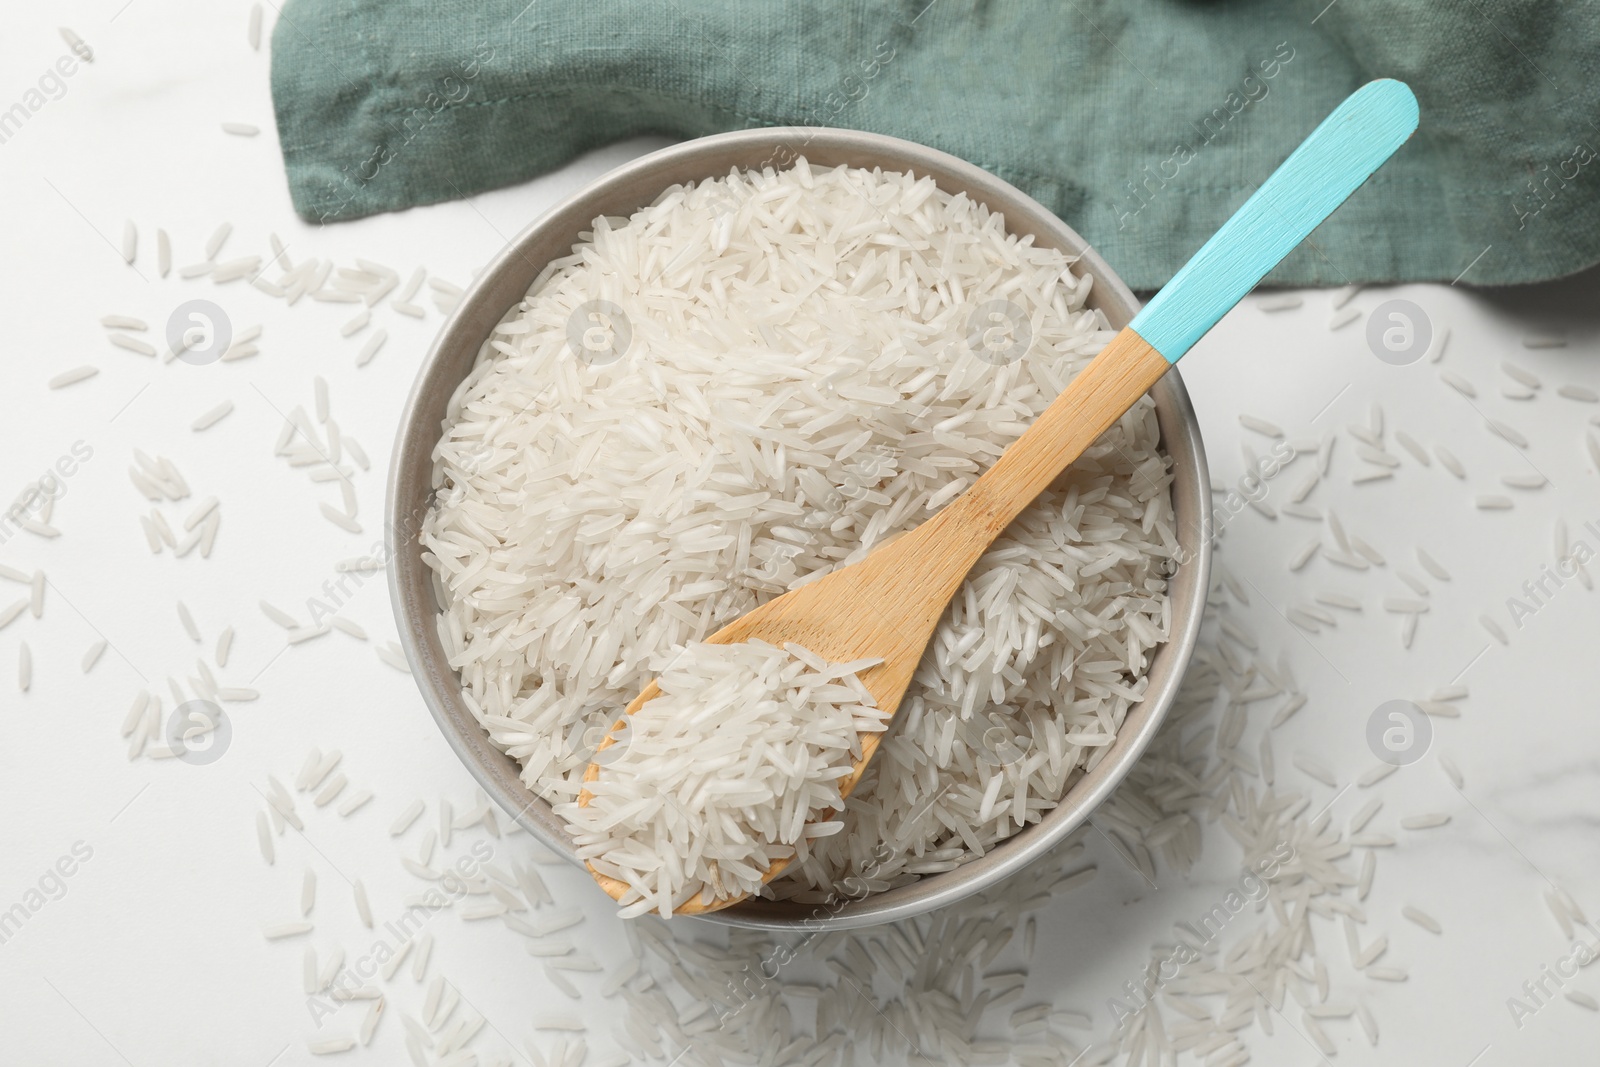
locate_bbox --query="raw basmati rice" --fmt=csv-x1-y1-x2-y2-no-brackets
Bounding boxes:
1239,414,1283,438
342,310,371,337
562,641,887,916
1328,306,1360,330
331,616,368,640
255,811,274,864
1502,361,1541,388
48,365,98,389
60,27,92,61
376,642,411,673
1357,1004,1379,1044
1359,763,1397,787
338,789,373,816
390,799,425,836
317,498,360,533
309,1036,355,1054
1403,905,1441,934
1350,534,1385,565
177,600,200,642
1486,419,1529,448
1396,570,1429,596
1416,547,1450,581
357,329,387,367
205,223,232,260
192,400,234,431
412,932,433,980
263,921,313,939
1292,752,1336,788
1394,431,1430,465
423,161,1177,901
1349,797,1382,833
353,879,374,927
1289,539,1320,570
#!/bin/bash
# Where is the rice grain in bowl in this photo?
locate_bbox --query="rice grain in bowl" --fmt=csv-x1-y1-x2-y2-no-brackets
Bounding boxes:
389,128,1210,930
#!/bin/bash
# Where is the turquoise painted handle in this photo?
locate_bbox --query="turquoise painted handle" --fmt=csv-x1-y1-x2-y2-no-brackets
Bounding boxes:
1130,79,1419,363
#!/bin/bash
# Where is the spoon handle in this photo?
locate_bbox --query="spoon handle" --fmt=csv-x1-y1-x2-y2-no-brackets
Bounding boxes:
915,80,1420,574
1132,78,1419,362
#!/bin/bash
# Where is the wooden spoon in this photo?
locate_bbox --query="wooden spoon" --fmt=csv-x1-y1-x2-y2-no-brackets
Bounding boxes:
582,80,1420,914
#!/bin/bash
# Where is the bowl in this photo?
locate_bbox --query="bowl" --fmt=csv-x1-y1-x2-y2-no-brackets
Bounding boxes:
388,127,1211,931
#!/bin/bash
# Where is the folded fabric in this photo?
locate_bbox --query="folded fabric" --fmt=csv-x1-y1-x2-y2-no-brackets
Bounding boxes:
270,0,1600,288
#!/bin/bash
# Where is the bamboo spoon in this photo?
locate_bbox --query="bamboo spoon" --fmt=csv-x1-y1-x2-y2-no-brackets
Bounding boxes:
582,79,1420,913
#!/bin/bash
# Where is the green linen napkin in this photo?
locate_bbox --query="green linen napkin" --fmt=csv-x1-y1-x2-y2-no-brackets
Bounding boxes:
269,0,1600,288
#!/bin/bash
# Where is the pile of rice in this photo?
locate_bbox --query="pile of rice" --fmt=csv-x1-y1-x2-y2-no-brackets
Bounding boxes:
560,640,888,916
422,158,1177,904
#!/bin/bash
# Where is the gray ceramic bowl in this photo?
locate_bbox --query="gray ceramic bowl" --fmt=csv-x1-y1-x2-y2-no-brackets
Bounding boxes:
388,127,1211,931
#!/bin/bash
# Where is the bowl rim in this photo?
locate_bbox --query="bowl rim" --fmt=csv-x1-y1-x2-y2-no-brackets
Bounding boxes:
387,125,1212,931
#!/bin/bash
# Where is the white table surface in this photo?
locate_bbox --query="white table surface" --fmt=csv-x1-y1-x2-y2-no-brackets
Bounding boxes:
3,4,1598,1065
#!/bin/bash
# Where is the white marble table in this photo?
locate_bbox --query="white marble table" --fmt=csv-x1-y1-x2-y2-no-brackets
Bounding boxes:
1,3,1596,1064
